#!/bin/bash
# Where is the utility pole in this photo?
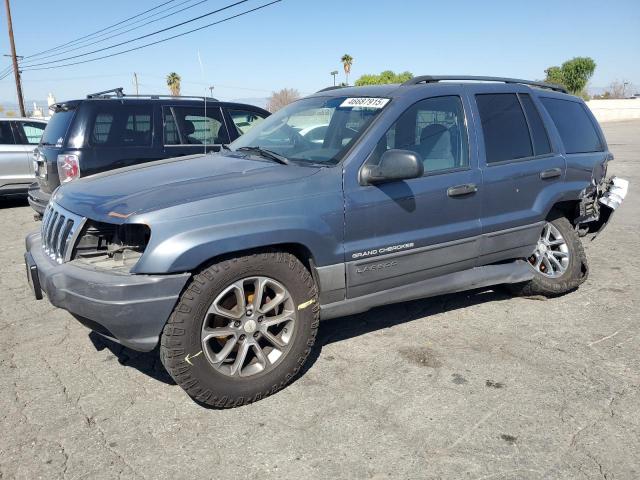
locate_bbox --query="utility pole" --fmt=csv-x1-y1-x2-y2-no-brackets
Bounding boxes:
331,70,338,87
208,85,214,98
133,72,139,95
3,0,25,117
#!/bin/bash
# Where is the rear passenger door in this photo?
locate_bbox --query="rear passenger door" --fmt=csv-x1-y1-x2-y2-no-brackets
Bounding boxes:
344,93,482,298
14,120,47,175
84,103,161,175
0,120,36,185
471,88,565,265
163,105,230,156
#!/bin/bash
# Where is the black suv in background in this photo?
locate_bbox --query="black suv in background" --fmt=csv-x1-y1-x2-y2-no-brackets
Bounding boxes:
28,88,269,215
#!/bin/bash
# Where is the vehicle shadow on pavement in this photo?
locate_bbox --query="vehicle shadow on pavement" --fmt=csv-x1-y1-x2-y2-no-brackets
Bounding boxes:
299,287,512,377
88,332,176,385
85,288,512,398
0,196,28,209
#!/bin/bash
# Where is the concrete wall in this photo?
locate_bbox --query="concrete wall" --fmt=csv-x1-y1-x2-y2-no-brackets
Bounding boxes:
586,99,640,122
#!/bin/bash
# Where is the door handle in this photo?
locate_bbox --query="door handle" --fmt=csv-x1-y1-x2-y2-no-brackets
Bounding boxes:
447,183,478,197
540,168,562,180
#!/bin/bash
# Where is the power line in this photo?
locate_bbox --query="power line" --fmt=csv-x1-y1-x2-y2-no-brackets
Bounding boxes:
22,1,282,72
20,0,249,68
27,0,209,62
23,0,180,60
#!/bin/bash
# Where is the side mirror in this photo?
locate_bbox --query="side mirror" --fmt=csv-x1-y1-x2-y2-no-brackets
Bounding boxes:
361,149,424,185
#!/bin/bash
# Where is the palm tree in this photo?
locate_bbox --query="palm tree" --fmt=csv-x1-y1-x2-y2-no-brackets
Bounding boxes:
341,54,353,86
166,72,181,96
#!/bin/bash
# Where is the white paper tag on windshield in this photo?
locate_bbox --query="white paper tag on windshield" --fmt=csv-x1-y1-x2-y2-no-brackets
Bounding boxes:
340,97,390,109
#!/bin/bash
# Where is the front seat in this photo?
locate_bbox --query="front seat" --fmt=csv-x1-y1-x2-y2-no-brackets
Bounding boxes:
418,124,454,171
182,120,202,144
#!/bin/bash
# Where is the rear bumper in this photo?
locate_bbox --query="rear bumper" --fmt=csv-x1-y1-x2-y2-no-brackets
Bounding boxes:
0,180,31,196
27,183,50,215
576,176,629,238
25,232,191,351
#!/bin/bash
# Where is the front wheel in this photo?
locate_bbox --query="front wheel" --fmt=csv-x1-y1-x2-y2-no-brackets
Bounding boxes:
507,215,588,297
160,251,319,408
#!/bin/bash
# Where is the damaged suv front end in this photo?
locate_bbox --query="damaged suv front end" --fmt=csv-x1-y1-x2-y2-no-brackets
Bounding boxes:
24,199,190,351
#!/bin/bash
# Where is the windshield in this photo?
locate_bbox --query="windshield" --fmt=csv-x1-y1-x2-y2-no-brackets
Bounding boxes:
230,96,389,165
41,110,76,146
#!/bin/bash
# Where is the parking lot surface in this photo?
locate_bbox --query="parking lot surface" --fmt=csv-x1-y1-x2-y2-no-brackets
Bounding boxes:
1,120,639,480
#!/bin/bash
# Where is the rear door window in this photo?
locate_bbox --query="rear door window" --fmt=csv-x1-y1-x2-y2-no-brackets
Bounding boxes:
164,106,229,145
18,121,47,145
476,93,532,163
518,94,551,156
0,121,15,144
540,97,603,154
89,105,153,147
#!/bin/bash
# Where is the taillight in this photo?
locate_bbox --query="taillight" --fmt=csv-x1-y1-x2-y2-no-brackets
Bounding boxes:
57,154,80,183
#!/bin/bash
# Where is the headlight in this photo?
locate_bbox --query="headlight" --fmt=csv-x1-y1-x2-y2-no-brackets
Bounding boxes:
73,221,150,271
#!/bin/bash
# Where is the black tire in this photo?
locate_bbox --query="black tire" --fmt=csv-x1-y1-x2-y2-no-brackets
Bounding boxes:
160,251,319,408
507,215,588,297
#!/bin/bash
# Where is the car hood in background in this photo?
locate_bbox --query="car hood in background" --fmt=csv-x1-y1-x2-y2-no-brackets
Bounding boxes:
54,153,321,222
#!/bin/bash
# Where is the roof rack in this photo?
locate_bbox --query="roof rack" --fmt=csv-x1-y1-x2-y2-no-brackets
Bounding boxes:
86,87,219,101
402,76,567,93
87,87,125,99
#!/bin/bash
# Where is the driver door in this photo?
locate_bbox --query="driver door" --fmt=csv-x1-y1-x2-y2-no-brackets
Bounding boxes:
343,93,482,298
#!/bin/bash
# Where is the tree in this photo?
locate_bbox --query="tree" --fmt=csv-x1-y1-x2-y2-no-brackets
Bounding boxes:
5,110,15,117
266,88,300,112
166,72,181,96
341,54,353,85
603,80,634,99
544,57,596,97
355,70,413,86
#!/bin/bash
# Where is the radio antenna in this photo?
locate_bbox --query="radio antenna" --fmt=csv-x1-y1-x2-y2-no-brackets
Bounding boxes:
197,49,207,154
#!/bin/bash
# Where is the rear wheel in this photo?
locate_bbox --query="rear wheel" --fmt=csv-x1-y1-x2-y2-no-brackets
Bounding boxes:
507,215,588,297
160,251,319,408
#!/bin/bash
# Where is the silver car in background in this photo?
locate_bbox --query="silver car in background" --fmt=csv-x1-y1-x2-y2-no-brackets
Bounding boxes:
0,118,47,197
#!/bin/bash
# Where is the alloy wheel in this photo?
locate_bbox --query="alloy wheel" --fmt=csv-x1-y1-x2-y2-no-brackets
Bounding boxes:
529,222,570,278
201,276,296,377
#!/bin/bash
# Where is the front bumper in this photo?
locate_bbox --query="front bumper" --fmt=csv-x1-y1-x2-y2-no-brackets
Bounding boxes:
25,232,191,351
27,183,50,216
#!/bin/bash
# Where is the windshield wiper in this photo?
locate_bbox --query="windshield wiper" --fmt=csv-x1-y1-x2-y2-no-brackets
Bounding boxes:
237,146,290,165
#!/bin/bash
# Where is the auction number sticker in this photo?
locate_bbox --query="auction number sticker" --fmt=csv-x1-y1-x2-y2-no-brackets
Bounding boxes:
340,97,390,109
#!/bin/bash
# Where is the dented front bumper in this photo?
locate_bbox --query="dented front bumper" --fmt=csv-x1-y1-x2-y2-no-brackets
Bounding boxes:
576,176,629,239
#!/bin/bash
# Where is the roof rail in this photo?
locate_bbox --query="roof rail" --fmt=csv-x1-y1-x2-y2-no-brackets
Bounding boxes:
402,76,567,93
123,94,220,101
86,87,219,101
316,85,345,93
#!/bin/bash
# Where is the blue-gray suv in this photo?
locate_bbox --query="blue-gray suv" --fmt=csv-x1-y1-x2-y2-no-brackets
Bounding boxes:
24,76,628,408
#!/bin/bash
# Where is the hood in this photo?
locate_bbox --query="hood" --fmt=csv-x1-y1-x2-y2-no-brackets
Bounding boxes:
54,153,320,222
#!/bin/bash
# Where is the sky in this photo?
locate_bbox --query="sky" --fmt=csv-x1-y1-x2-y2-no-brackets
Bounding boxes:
0,0,639,108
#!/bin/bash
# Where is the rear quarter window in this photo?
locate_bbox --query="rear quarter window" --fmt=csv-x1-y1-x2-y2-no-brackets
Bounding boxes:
540,97,603,154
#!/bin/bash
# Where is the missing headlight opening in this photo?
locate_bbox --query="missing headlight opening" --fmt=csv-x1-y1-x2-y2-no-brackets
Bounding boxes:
72,221,150,270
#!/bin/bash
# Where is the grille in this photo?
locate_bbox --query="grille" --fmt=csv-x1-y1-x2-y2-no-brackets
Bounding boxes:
41,202,86,264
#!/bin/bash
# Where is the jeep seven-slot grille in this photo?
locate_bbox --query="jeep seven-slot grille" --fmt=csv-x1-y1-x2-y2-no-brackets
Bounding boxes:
41,202,86,263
